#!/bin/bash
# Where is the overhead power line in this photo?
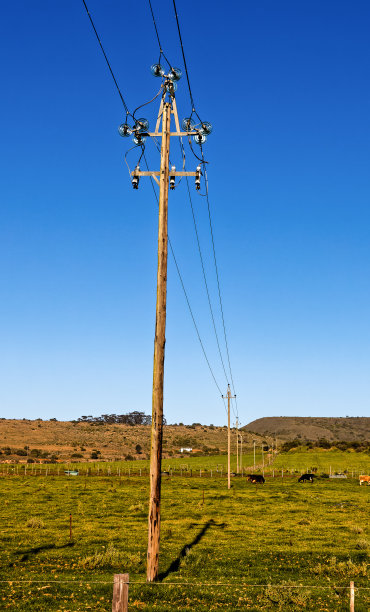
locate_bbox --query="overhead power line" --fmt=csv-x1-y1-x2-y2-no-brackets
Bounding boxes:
172,0,196,112
81,0,230,415
170,1,238,411
143,152,227,413
81,0,130,115
148,0,172,68
202,157,239,417
179,142,229,386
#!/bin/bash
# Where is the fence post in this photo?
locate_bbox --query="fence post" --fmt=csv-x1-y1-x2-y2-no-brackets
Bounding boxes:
112,573,129,612
350,581,354,612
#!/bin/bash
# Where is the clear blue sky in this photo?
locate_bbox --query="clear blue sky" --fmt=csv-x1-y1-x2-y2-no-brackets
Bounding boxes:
1,1,369,425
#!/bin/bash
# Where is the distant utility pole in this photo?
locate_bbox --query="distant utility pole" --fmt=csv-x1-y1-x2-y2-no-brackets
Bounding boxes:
262,443,264,469
253,440,256,470
222,384,236,489
235,416,239,474
239,434,243,473
125,71,202,584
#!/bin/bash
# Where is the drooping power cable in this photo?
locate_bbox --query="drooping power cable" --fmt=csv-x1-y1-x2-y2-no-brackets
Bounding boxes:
81,0,131,116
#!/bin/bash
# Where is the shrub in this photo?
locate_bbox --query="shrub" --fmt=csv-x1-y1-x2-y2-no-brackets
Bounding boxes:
311,556,367,578
71,453,83,458
78,543,122,569
26,517,45,529
129,502,144,512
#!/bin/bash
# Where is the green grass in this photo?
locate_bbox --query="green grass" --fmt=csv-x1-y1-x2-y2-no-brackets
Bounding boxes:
0,454,369,610
273,449,370,474
2,453,256,476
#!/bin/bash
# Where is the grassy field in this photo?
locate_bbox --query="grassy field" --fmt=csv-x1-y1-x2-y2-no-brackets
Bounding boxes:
272,449,370,474
2,448,369,477
0,453,369,611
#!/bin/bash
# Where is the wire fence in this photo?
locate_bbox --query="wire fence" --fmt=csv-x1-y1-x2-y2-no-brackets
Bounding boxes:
1,579,369,589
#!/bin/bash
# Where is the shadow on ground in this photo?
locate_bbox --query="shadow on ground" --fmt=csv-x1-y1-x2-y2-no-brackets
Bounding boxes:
158,519,226,581
9,542,75,565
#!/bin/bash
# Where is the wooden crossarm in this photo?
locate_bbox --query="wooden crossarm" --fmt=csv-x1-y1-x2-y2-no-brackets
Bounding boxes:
131,171,197,177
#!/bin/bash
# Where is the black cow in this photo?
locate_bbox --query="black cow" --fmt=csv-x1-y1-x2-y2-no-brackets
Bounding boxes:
248,474,265,484
298,473,315,483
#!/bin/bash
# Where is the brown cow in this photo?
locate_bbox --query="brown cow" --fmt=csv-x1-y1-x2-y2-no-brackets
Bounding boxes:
359,475,370,485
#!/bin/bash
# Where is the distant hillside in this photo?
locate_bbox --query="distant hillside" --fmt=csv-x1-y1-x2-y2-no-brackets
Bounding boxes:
243,416,370,443
0,419,267,463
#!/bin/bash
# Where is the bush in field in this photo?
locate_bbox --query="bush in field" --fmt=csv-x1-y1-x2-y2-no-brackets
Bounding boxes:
281,440,301,452
26,517,45,529
78,543,143,571
71,453,83,458
78,543,122,569
259,581,311,610
311,556,368,578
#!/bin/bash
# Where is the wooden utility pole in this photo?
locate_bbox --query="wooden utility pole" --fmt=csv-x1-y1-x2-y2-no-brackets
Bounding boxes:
222,384,236,489
130,78,200,583
235,416,239,474
239,434,243,473
253,440,256,469
146,101,171,583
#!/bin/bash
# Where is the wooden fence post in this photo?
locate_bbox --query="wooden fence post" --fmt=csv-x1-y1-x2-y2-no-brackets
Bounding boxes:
350,581,354,612
112,573,129,612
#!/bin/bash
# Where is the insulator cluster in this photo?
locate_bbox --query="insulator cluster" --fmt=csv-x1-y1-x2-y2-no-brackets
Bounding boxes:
118,117,149,146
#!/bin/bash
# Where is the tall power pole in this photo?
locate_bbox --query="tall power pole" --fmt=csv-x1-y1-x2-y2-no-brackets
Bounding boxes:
222,384,236,489
127,73,202,583
235,416,239,474
146,101,171,583
239,434,243,473
253,440,256,470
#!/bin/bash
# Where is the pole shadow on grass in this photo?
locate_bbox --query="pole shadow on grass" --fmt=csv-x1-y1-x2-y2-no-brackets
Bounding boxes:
158,519,226,581
9,542,75,565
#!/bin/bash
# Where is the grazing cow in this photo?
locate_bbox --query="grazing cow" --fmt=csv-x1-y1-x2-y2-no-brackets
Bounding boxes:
359,475,370,486
248,474,265,484
298,474,315,483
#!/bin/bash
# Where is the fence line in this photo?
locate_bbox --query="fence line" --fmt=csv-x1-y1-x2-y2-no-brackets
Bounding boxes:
1,579,368,589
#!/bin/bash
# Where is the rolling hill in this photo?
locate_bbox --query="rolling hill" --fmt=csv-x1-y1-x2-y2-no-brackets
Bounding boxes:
243,416,370,442
0,419,267,463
